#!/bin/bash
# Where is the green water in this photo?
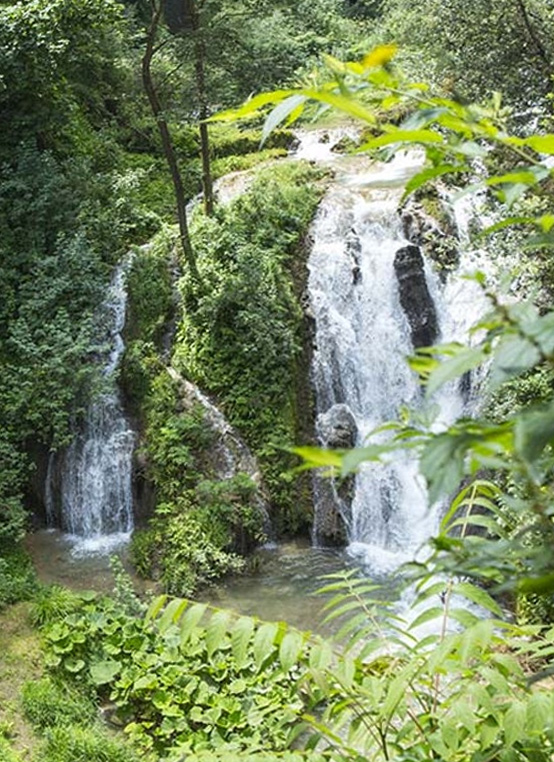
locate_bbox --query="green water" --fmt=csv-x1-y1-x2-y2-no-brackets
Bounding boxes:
26,531,347,632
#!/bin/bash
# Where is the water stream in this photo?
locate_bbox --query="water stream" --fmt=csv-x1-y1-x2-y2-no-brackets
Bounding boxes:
44,260,136,556
303,131,484,576
30,129,490,631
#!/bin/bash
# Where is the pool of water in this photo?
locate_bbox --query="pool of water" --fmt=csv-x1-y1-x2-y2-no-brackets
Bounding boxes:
25,531,351,632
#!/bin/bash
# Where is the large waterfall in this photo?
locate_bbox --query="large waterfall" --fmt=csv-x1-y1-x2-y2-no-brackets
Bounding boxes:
304,132,484,575
45,261,135,555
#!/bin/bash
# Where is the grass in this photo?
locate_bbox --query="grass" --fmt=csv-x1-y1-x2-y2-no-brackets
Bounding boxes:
0,602,42,759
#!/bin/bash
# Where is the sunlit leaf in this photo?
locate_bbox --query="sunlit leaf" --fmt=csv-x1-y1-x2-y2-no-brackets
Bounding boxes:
361,44,398,69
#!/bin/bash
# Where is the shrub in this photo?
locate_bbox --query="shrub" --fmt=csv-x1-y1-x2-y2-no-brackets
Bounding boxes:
0,544,37,610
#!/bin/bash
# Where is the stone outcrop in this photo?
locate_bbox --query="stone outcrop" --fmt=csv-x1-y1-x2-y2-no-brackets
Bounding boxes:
400,195,458,278
313,404,357,547
394,244,439,349
316,404,357,449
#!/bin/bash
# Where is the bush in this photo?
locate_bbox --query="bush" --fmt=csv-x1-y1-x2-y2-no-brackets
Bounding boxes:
0,544,37,610
22,677,96,731
30,585,91,628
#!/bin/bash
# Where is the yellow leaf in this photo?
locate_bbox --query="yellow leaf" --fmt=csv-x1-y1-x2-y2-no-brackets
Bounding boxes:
362,44,398,69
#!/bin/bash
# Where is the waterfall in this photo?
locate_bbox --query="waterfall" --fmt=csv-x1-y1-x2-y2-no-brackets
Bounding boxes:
45,260,135,555
304,135,482,575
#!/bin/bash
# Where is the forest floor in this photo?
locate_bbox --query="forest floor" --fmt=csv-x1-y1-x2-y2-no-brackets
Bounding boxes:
0,602,42,759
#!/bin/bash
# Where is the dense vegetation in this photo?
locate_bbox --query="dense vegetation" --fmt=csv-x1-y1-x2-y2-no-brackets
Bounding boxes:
2,0,554,760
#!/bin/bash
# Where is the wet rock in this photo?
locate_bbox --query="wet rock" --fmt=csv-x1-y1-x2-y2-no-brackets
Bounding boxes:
400,196,459,278
394,244,439,349
316,404,358,449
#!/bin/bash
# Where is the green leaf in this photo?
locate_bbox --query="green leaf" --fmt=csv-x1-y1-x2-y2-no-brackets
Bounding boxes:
261,94,306,145
279,631,304,672
452,582,503,616
231,616,255,667
211,89,293,122
90,660,121,686
300,88,377,124
180,603,208,647
292,446,343,471
402,164,463,198
504,700,526,747
145,594,168,623
205,610,232,658
63,657,85,673
522,134,554,155
426,345,486,396
363,129,443,149
489,334,540,389
158,598,188,633
515,398,554,465
252,622,278,668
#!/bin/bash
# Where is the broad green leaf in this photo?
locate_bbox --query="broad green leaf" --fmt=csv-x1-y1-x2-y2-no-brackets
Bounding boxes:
425,345,486,397
504,700,526,747
522,134,554,154
489,333,540,389
231,616,255,667
211,89,293,122
309,640,333,671
292,446,343,470
363,129,443,149
64,657,85,673
408,606,445,630
514,399,554,465
253,622,278,668
90,659,121,686
526,692,552,734
452,582,502,616
205,609,231,658
420,433,465,504
402,163,462,198
180,603,208,647
261,94,306,144
279,630,304,672
299,88,377,125
158,598,188,633
145,594,168,623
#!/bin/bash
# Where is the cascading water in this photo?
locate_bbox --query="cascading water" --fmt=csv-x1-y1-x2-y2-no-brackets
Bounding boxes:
303,132,484,575
45,261,135,555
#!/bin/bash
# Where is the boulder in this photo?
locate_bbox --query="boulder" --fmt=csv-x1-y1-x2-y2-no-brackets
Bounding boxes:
394,244,439,349
316,403,358,449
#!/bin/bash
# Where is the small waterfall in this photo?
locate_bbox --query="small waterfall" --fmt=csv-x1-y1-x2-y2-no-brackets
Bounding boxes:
304,136,483,575
45,261,135,555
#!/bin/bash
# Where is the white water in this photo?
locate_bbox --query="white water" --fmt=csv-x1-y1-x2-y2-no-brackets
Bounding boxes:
304,133,483,575
45,261,135,556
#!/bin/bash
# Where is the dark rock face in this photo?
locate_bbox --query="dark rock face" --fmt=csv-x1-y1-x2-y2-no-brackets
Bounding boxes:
394,244,439,349
316,404,357,449
313,404,357,547
400,197,459,279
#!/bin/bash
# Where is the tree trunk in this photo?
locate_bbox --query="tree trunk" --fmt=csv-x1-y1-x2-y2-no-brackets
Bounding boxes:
142,0,200,282
191,3,214,216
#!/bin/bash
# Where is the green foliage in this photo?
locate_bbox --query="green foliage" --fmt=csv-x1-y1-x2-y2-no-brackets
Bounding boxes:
174,161,326,532
0,738,22,762
39,593,321,758
301,570,554,762
383,0,554,107
22,676,96,731
40,724,143,762
30,585,86,628
0,544,37,610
